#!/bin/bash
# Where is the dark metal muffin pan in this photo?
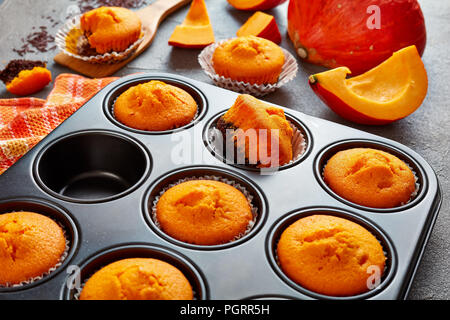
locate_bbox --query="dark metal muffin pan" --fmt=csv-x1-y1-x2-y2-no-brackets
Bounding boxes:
0,73,442,300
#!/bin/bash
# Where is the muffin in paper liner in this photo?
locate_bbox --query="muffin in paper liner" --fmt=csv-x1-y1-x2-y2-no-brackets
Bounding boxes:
0,223,70,289
110,84,200,132
73,266,198,301
55,15,144,64
208,120,307,170
198,39,299,97
151,175,259,244
321,152,420,208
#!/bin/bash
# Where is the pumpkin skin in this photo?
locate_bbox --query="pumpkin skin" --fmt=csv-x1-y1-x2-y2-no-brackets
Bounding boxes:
288,0,426,75
227,0,288,11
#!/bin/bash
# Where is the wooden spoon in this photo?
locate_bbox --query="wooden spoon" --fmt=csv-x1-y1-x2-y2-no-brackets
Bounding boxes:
54,0,191,78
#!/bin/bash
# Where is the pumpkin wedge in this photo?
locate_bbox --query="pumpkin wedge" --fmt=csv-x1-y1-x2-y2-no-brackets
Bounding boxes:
237,11,281,44
309,46,428,125
168,0,215,49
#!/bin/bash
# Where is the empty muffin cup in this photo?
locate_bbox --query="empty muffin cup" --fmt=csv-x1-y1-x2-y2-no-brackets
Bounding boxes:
34,130,151,203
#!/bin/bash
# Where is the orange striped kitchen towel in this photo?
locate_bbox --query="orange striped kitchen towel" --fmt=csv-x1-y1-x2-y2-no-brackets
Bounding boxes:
0,73,118,175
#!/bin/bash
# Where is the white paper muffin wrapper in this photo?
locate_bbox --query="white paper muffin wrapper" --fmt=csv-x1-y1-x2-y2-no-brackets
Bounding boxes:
208,121,307,169
55,15,144,64
321,154,420,208
151,175,258,244
0,222,70,288
198,38,299,97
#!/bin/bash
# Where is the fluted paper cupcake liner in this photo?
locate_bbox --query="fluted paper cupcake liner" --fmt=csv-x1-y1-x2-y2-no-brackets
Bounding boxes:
198,39,299,97
55,15,144,64
151,175,258,243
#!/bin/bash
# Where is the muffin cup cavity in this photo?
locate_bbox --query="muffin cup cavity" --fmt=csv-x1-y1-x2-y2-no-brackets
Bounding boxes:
0,199,78,292
144,167,267,250
63,244,207,300
34,130,151,204
315,140,426,212
198,39,298,97
204,111,312,173
267,208,397,300
104,77,208,135
55,15,144,64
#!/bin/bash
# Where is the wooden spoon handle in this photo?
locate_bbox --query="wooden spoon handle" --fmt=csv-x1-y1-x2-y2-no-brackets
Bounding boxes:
138,0,191,25
54,0,191,78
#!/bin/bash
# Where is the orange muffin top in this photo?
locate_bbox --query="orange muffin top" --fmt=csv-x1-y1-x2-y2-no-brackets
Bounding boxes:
277,215,386,297
80,258,193,300
212,36,285,84
220,94,294,167
114,80,198,131
323,148,416,208
0,211,66,286
80,7,142,54
156,180,253,245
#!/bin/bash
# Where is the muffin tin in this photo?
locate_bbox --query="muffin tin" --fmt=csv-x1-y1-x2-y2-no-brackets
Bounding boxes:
0,73,442,300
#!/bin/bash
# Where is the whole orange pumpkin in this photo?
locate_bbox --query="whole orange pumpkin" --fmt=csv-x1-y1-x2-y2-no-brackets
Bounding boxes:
288,0,426,75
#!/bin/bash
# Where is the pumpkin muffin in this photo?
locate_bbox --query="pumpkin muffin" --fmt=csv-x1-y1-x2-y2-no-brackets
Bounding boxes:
277,215,386,297
0,60,52,96
80,7,142,54
217,94,294,168
0,211,66,286
114,80,198,131
323,148,416,208
80,258,193,300
212,36,285,84
156,180,253,245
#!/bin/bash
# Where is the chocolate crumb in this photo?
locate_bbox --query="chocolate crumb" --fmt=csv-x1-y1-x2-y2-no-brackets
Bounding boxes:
0,60,47,84
13,26,55,57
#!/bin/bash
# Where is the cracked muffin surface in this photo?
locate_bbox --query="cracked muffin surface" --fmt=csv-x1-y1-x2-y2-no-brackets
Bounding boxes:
0,211,66,286
79,258,193,300
323,148,416,208
212,36,285,84
113,80,198,131
156,180,253,245
277,215,386,297
80,6,142,54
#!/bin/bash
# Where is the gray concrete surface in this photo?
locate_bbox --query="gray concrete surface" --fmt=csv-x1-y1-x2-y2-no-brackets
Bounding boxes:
0,0,448,299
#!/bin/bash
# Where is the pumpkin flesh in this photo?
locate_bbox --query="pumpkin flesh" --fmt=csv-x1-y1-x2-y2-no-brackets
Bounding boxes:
309,46,428,125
